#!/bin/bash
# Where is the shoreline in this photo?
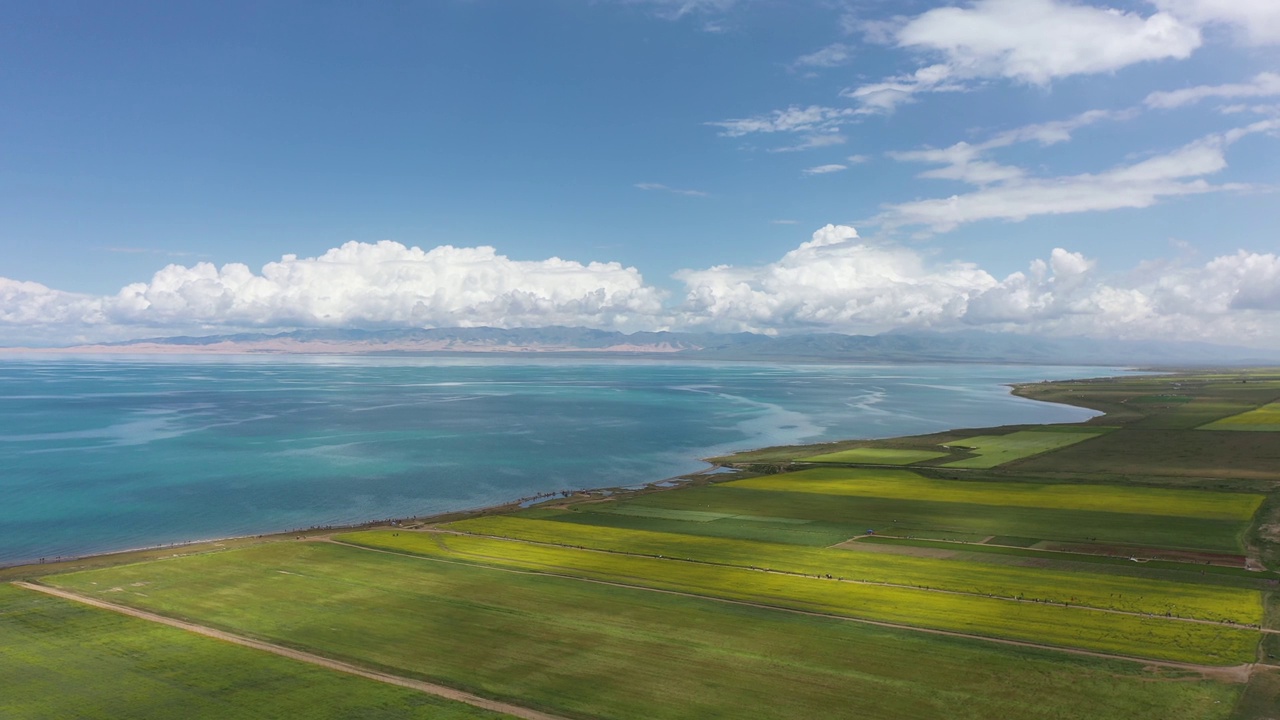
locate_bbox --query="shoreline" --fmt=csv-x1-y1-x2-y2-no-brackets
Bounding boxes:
0,371,1116,578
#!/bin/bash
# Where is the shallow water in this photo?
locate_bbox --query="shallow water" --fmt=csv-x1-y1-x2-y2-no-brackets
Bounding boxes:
0,355,1118,565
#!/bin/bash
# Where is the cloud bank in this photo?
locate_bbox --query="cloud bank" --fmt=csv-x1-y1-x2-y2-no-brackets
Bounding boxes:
3,229,1279,349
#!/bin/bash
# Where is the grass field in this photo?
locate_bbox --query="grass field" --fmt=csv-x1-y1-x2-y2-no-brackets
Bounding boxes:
798,447,948,465
0,584,509,720
720,468,1263,520
940,429,1109,468
1201,402,1280,432
331,531,1260,664
439,517,1264,622
578,485,1253,553
41,542,1249,719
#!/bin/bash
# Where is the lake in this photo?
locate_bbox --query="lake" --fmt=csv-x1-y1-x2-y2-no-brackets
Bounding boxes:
0,355,1118,565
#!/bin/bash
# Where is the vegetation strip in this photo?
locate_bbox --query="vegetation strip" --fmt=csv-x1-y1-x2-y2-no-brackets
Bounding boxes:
438,517,1263,622
428,526,1274,632
334,533,1261,666
12,581,568,720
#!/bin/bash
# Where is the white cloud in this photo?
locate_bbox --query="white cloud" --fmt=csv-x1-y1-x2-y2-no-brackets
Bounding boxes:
897,0,1201,85
626,0,740,21
0,242,669,342
803,163,848,175
846,154,870,164
634,182,709,197
707,105,863,137
792,43,854,69
1145,72,1280,109
845,0,1200,112
671,225,1280,346
769,133,847,153
1153,0,1280,46
674,224,997,332
877,123,1274,232
4,232,1280,348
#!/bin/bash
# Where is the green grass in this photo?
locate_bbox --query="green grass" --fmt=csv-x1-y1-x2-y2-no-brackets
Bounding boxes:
799,447,948,465
1201,402,1280,431
939,429,1109,468
441,516,1263,622
721,468,1263,520
0,584,509,720
331,531,1260,665
855,536,1276,583
42,542,1248,719
597,485,1252,553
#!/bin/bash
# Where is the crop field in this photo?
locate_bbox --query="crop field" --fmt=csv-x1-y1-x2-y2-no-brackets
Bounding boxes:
580,484,1253,553
330,530,1260,665
38,542,1247,720
438,517,1264,621
1201,402,1280,431
798,447,948,465
720,468,1263,520
939,429,1109,468
0,584,508,720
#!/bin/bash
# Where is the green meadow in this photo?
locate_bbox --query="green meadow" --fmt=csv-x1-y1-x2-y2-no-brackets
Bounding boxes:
1201,402,1280,431
798,447,948,464
437,516,1262,621
940,429,1110,468
720,468,1262,520
39,542,1248,720
573,484,1252,552
0,584,508,720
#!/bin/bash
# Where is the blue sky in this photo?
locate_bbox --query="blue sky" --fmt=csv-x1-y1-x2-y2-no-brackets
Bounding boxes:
2,0,1278,347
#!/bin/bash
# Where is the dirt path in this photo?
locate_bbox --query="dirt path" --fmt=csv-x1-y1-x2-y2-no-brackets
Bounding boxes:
12,581,569,720
328,539,1256,684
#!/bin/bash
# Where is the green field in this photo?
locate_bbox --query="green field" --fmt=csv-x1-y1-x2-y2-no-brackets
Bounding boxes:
721,468,1263,520
0,584,508,720
575,484,1252,553
940,429,1109,468
1201,402,1280,431
332,530,1260,664
440,516,1263,621
799,447,948,465
40,542,1248,719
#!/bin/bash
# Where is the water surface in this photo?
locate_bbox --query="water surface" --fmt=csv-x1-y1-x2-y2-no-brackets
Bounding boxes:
0,355,1118,565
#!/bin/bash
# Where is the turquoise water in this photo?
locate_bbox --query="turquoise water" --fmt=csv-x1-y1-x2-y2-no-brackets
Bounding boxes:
0,356,1115,566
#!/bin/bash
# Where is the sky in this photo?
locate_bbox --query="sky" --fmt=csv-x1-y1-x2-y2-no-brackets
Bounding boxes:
1,0,1278,348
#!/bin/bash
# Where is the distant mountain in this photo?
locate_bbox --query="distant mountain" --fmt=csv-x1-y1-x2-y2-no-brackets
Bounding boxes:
49,326,1274,366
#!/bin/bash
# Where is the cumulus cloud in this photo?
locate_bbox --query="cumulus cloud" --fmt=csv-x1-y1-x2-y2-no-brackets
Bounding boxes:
674,224,997,332
4,231,1280,348
0,242,669,343
845,0,1200,112
1145,72,1280,109
671,225,1280,346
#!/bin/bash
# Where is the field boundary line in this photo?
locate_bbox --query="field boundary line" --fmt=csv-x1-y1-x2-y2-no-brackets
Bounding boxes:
328,539,1257,682
11,581,572,720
